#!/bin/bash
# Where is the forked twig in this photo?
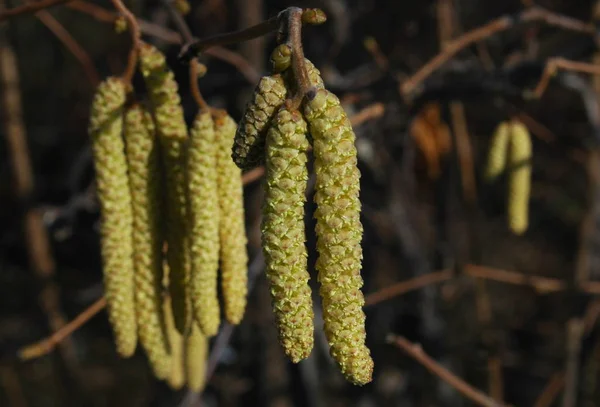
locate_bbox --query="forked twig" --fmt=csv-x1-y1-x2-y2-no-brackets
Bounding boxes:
533,58,600,98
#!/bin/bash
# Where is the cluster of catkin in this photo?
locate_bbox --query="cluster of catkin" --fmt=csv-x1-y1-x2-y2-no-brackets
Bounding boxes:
485,119,532,235
88,42,248,389
232,45,374,385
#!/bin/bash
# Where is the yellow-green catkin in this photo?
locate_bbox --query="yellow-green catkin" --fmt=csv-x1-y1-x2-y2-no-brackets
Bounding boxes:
139,43,191,335
88,77,137,357
304,89,374,385
214,112,249,325
485,121,511,181
507,121,532,235
124,104,171,378
164,293,185,390
232,74,288,170
185,323,208,392
187,111,221,337
271,44,292,73
261,106,314,363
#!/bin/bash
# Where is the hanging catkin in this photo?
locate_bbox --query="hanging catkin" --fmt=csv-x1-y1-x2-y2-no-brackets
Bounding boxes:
214,111,248,325
232,74,288,170
139,43,191,335
485,121,511,181
261,106,314,363
304,89,373,385
164,292,185,390
88,77,137,357
124,104,171,377
507,121,532,235
185,323,208,392
187,111,221,336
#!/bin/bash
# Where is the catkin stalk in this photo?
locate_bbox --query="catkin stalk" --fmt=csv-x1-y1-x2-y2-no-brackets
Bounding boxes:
124,104,171,378
261,106,314,363
507,121,532,235
187,111,221,336
139,43,191,335
185,323,208,392
88,77,137,357
485,121,510,181
304,89,374,385
215,112,248,325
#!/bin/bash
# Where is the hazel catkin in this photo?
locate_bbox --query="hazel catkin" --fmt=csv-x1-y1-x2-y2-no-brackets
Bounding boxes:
124,104,171,378
163,293,185,390
232,74,288,170
185,323,208,392
214,112,249,325
485,121,511,181
88,77,137,357
261,106,314,363
139,43,191,335
304,89,374,385
507,121,532,235
187,111,221,337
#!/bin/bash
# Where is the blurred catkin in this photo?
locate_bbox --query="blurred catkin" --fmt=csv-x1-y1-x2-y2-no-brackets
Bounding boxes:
185,323,208,392
124,104,171,378
485,121,510,181
304,89,374,385
187,111,220,336
88,77,137,357
261,106,314,363
507,121,532,235
232,74,288,170
139,43,191,334
164,292,185,390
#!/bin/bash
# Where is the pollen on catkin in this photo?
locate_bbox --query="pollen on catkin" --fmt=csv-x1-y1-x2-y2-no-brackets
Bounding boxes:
261,106,314,363
214,111,248,325
232,74,288,170
185,323,208,392
139,43,191,335
507,121,532,235
163,292,185,390
485,121,510,181
304,89,374,385
187,111,221,337
88,77,137,357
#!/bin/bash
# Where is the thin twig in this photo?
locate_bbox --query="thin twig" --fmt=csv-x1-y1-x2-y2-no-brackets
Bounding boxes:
287,7,312,109
401,7,595,97
387,335,505,407
349,102,385,127
189,60,208,109
109,0,140,83
0,0,75,21
533,373,566,407
533,58,600,98
450,101,477,204
562,318,585,407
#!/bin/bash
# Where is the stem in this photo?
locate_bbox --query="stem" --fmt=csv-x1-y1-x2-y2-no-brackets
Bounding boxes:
287,7,312,110
110,0,140,84
189,60,208,109
0,0,75,22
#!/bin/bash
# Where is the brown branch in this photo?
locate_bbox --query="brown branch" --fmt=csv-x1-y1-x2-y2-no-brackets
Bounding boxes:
533,58,600,98
18,298,107,361
533,373,566,407
401,7,595,97
364,270,453,307
110,0,140,84
33,8,100,86
387,335,505,407
562,318,584,407
0,0,75,21
349,102,385,127
241,166,265,184
450,101,477,204
287,7,311,110
189,60,208,110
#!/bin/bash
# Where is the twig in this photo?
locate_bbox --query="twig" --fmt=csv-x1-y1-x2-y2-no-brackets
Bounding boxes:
241,166,265,184
109,0,140,83
18,298,107,361
0,0,75,21
387,335,505,407
364,270,453,307
533,58,600,98
450,101,477,204
562,318,585,407
33,8,100,86
349,102,385,127
401,7,595,97
533,373,566,407
0,366,27,407
189,60,208,109
287,7,312,109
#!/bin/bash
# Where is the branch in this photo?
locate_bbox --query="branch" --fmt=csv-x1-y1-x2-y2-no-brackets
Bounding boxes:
387,335,505,407
0,0,75,21
287,7,311,109
533,58,600,98
110,0,141,84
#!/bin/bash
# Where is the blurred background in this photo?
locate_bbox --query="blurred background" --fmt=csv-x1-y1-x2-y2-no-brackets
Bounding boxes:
2,0,600,405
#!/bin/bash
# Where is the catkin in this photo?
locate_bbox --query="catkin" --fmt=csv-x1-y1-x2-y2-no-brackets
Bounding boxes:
139,43,191,334
271,44,292,73
304,89,374,385
124,104,171,378
185,323,208,392
261,106,314,363
164,293,185,390
187,111,221,336
215,112,249,325
507,121,532,235
232,74,288,170
485,121,510,181
88,77,137,357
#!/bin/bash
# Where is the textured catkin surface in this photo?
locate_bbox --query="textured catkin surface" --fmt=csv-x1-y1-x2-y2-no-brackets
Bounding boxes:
187,111,220,336
507,122,532,235
304,89,374,385
139,43,191,334
124,104,171,378
261,106,314,363
284,58,325,90
232,74,287,170
485,121,510,181
88,77,137,357
185,323,208,392
164,293,185,390
215,112,248,325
